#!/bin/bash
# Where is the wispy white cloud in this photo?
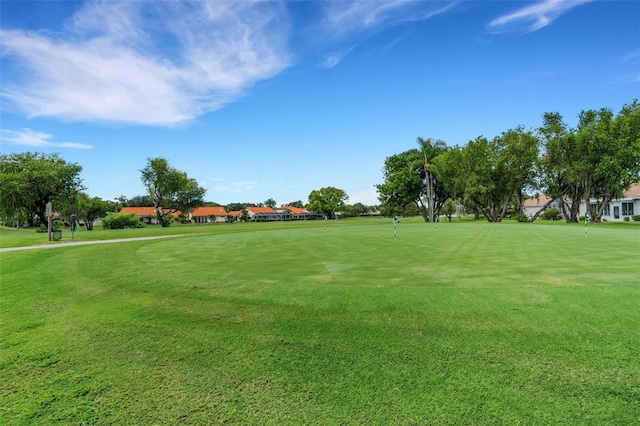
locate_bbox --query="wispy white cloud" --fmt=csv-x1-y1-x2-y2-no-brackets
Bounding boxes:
489,0,593,33
322,0,457,38
0,1,291,126
622,49,640,63
317,1,456,66
322,45,357,69
1,128,92,149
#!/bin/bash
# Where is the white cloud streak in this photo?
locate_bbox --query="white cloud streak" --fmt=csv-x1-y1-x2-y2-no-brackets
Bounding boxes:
322,0,457,38
489,0,593,33
316,0,457,67
1,128,92,149
0,1,291,126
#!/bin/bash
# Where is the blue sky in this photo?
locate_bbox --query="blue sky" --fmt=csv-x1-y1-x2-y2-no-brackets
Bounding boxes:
1,0,638,206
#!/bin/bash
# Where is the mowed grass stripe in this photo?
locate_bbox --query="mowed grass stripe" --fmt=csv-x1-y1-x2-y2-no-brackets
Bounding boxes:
1,221,638,424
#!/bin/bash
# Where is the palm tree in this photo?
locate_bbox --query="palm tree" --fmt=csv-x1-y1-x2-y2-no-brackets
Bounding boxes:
417,137,447,222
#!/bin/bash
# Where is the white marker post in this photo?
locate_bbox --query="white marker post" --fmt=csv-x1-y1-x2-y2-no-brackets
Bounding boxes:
393,215,399,240
584,212,591,236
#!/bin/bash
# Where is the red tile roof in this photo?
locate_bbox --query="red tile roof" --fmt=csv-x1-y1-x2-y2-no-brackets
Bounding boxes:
246,206,277,214
625,182,640,198
523,195,554,207
191,206,227,217
279,205,307,215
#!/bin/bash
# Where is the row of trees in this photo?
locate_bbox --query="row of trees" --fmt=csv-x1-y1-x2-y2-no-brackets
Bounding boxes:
0,153,371,228
377,100,640,223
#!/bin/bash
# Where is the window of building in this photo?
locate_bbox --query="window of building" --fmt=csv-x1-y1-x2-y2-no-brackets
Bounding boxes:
604,204,610,216
621,202,634,216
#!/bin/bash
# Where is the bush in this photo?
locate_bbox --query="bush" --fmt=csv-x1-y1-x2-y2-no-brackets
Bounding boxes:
540,207,560,221
632,215,640,222
513,213,529,223
624,216,630,222
101,213,145,229
35,220,64,233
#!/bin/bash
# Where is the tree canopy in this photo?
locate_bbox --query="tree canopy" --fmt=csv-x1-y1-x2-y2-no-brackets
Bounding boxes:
140,157,206,227
0,152,83,226
381,100,638,223
307,187,348,219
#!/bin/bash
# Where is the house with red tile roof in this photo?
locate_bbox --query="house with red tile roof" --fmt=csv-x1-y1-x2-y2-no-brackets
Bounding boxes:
277,205,322,220
190,206,228,223
245,206,282,221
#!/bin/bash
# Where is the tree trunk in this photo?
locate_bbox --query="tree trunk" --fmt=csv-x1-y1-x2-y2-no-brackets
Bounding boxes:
594,194,613,223
530,197,557,222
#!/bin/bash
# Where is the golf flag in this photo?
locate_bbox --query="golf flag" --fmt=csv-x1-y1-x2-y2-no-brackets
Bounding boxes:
393,215,400,223
585,213,591,222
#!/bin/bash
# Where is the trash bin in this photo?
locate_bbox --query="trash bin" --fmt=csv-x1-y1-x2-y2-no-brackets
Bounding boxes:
52,230,62,241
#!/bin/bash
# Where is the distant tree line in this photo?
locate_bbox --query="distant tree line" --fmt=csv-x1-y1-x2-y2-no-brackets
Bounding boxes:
0,154,378,229
376,100,640,223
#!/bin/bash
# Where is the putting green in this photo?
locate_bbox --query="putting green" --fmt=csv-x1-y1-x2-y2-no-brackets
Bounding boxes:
135,222,639,290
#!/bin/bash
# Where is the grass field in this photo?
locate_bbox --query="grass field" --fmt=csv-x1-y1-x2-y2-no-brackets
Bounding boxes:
1,218,639,424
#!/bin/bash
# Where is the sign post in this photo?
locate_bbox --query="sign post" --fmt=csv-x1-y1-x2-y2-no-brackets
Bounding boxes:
46,202,53,241
70,214,77,242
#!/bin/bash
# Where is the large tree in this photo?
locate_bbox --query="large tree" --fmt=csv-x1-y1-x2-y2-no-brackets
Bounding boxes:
140,157,206,227
417,137,448,222
307,187,348,219
537,102,640,223
376,140,449,222
584,102,640,221
0,152,83,226
376,149,426,219
432,129,539,222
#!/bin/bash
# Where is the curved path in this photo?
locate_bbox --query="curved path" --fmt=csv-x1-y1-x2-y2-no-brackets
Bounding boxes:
0,234,185,253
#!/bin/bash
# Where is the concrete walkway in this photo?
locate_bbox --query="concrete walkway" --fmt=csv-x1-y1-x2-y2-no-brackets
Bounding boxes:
0,234,186,253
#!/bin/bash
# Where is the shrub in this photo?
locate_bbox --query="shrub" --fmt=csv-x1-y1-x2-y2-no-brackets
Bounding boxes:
35,220,63,233
540,207,560,221
632,215,640,222
624,216,630,222
101,213,145,229
513,213,529,223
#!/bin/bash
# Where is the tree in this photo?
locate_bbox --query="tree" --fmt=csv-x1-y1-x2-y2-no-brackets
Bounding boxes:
140,157,206,227
537,103,640,223
376,149,427,220
307,187,348,219
264,198,277,209
376,140,449,223
0,152,83,226
125,195,154,207
432,129,538,222
76,194,114,230
417,137,448,222
287,200,304,208
586,101,640,221
440,198,456,222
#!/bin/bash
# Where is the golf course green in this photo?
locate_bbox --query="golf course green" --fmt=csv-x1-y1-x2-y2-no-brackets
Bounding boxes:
1,219,639,424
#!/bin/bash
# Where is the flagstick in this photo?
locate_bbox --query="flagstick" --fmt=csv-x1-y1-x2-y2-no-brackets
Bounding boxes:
393,219,397,240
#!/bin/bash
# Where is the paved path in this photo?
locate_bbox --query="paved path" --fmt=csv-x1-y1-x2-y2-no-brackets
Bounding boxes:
0,234,186,253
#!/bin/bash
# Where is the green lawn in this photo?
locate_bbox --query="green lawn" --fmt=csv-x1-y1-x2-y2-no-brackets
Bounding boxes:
1,219,639,424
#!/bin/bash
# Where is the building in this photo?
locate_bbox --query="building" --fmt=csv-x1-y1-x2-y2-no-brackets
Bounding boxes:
524,182,640,222
190,206,228,223
581,183,640,221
